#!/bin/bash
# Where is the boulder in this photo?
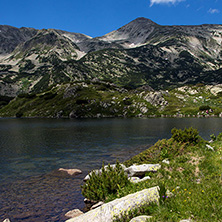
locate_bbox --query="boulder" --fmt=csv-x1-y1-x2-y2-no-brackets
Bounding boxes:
58,168,82,176
129,215,153,222
66,186,159,222
125,164,161,177
50,168,82,178
129,176,151,183
65,209,83,218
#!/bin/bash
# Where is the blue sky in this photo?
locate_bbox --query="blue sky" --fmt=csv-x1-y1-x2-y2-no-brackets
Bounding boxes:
0,0,221,37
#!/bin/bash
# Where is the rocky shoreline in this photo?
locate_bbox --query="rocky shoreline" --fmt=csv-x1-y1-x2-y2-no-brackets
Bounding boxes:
3,127,222,222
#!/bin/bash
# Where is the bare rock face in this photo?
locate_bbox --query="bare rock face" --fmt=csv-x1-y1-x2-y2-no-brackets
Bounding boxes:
65,209,83,219
66,186,160,222
0,25,37,54
144,91,168,107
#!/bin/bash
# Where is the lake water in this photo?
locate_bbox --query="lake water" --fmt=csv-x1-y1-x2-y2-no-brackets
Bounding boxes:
0,118,222,221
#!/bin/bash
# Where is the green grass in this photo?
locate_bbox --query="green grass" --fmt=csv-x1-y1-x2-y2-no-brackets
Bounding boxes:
1,82,222,118
93,128,222,221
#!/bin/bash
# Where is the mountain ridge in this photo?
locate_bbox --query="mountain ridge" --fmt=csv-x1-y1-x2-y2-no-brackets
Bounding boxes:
0,17,222,97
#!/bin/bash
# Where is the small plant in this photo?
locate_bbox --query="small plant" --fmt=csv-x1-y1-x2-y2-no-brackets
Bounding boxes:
171,127,200,145
210,134,216,141
216,132,222,141
82,161,129,201
159,182,168,205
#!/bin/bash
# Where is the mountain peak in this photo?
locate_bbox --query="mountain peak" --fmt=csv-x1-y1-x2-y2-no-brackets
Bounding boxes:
99,17,157,46
130,17,157,24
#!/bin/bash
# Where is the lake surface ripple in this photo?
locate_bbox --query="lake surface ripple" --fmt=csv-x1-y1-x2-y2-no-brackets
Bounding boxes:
0,118,222,221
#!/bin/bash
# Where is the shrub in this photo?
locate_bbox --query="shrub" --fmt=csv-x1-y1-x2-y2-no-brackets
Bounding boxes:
171,127,200,145
42,92,57,100
16,110,23,118
199,105,211,111
82,161,129,201
210,134,216,141
18,93,36,99
216,132,222,141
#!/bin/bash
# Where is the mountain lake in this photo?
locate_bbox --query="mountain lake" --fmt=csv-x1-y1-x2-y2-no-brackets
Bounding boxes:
0,117,222,221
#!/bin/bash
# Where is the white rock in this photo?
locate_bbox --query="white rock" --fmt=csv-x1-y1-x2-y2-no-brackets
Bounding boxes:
65,209,83,218
129,215,153,222
129,176,151,183
3,219,11,222
180,220,192,222
66,186,160,222
90,201,104,210
162,159,170,164
58,168,82,176
206,144,215,151
125,164,161,177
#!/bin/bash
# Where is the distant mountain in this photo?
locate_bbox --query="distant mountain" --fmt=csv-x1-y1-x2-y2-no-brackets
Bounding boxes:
0,17,222,97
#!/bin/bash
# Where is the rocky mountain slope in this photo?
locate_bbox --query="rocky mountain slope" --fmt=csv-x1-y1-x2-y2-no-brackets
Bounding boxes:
0,17,222,98
1,80,222,118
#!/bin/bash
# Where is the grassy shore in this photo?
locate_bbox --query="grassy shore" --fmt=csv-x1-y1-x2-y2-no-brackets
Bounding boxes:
82,128,222,221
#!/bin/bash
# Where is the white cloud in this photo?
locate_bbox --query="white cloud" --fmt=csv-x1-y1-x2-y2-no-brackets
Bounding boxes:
208,8,220,14
150,0,184,7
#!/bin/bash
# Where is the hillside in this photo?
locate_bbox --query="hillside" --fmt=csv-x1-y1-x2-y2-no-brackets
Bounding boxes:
0,18,222,97
0,18,222,117
1,80,222,118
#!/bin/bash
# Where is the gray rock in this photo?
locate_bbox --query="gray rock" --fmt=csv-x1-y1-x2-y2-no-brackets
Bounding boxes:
125,164,161,177
144,92,168,107
66,186,160,222
129,215,153,222
65,209,83,218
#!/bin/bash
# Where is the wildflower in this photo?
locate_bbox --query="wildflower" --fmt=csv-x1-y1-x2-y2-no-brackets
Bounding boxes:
172,189,175,192
184,189,187,191
189,192,191,194
202,190,204,193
